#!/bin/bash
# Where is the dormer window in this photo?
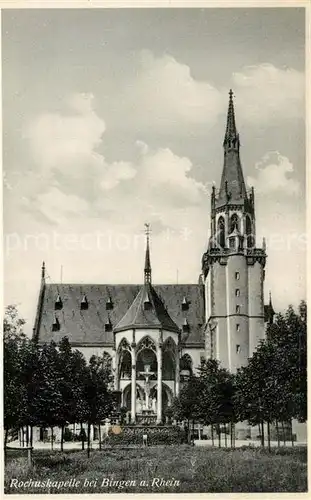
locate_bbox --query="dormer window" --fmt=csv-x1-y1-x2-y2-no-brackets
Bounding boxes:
55,294,62,310
52,315,60,332
105,318,112,332
181,297,189,311
182,318,190,333
144,299,152,311
81,295,88,310
106,297,113,310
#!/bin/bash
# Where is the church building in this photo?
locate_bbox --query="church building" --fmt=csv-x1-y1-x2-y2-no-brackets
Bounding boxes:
33,91,274,426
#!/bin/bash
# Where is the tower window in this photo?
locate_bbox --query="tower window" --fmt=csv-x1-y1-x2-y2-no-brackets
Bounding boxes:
230,214,239,233
236,305,241,314
236,344,241,354
217,216,225,248
235,272,240,280
235,289,240,297
236,324,240,332
229,237,235,249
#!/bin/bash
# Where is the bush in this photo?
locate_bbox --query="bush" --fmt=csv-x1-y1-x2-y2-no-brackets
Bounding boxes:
103,425,187,446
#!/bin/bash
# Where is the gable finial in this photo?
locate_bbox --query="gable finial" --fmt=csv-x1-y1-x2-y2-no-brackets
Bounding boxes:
144,223,152,285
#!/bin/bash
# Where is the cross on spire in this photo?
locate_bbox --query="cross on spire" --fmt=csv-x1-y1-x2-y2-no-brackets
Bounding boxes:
144,223,152,284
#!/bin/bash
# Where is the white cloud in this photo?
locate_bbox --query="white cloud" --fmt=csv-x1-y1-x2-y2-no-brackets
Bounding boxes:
247,151,300,196
100,160,137,190
232,64,304,123
25,93,106,171
34,187,89,225
120,51,224,128
114,54,304,131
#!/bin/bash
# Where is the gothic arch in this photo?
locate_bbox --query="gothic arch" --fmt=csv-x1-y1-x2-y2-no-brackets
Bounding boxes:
163,336,177,352
136,336,157,380
217,216,225,248
136,336,156,354
150,382,174,408
118,338,131,353
118,339,132,380
122,382,145,410
230,213,239,233
162,337,177,380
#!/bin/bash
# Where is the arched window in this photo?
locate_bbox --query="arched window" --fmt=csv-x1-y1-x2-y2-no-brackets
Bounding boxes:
217,216,225,248
230,214,239,233
246,215,253,248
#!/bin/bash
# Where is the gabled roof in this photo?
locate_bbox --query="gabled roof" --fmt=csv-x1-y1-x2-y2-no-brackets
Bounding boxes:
33,283,205,346
114,283,179,333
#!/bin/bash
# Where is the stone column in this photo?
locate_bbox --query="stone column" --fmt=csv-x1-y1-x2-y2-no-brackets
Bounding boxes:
175,348,180,396
157,344,163,424
131,344,136,423
113,348,119,390
225,210,229,240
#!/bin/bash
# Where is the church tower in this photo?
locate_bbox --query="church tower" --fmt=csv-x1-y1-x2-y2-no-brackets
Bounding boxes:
202,90,266,372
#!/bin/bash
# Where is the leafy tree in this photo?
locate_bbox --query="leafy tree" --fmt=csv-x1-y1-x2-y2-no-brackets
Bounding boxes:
235,301,307,449
171,375,202,443
82,354,115,457
32,341,63,450
198,359,235,447
3,306,28,446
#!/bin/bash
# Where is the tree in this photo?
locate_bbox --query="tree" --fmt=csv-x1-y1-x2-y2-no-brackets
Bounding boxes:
198,359,235,447
82,354,115,457
3,306,28,446
33,342,63,450
235,301,307,449
171,375,202,443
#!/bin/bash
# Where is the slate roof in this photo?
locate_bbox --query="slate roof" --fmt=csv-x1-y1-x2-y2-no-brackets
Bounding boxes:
114,283,180,333
33,283,205,347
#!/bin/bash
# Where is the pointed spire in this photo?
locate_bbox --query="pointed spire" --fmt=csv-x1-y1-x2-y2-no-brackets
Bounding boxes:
223,89,238,146
268,290,275,324
217,90,247,206
144,223,152,284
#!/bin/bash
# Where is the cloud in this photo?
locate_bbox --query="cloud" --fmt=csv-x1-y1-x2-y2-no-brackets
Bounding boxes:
100,160,137,190
32,187,89,226
232,64,304,124
20,93,208,227
111,53,304,133
25,93,106,171
247,151,300,196
119,51,225,128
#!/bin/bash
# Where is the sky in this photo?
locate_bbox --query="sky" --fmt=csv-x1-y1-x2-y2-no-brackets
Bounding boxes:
2,7,306,333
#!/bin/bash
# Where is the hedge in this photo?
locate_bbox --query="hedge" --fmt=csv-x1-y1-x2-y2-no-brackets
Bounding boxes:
102,425,187,446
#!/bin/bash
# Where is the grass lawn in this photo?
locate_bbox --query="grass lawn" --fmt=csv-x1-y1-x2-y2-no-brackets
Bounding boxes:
4,445,307,494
